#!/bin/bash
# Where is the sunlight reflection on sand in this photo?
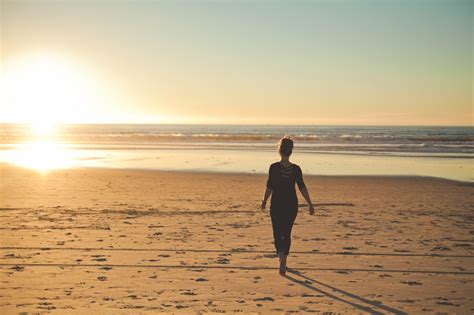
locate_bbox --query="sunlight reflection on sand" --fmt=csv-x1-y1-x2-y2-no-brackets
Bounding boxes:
1,141,77,171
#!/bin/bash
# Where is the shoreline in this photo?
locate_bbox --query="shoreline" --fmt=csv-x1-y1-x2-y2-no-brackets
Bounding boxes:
3,163,472,184
2,141,473,157
2,141,471,181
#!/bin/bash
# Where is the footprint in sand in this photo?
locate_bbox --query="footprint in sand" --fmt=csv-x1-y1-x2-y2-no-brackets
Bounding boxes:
11,265,24,272
254,297,274,302
335,270,351,274
369,264,383,268
37,302,56,310
342,246,358,251
216,257,230,264
205,300,215,307
195,278,208,282
437,301,456,306
175,305,189,309
99,266,112,270
432,246,451,251
91,255,107,262
401,280,423,286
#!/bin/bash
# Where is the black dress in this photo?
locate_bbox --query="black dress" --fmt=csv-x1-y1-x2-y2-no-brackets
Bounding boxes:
266,162,306,255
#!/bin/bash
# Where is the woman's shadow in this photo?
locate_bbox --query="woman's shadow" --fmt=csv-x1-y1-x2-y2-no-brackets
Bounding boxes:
285,268,407,315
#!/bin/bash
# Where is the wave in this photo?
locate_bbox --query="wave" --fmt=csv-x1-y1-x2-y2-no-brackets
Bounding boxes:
2,132,474,143
50,133,474,143
340,134,363,140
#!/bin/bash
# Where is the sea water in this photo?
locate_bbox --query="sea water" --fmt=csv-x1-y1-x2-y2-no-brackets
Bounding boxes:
1,124,472,181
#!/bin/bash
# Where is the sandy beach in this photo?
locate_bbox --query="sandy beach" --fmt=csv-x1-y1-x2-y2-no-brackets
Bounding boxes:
0,164,473,314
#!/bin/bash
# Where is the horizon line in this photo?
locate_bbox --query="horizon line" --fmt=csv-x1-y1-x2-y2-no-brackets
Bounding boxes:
0,122,472,128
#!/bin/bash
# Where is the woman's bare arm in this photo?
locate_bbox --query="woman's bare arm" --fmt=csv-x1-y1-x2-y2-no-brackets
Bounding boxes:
261,188,272,209
299,186,315,215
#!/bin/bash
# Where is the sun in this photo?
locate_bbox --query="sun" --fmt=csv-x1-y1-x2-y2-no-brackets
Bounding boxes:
31,121,56,137
1,53,112,126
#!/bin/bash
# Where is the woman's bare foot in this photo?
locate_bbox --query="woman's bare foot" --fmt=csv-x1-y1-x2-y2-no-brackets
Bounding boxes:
279,254,287,276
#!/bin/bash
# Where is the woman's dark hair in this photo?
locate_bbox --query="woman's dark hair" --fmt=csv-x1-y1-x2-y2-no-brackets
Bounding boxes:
278,136,294,156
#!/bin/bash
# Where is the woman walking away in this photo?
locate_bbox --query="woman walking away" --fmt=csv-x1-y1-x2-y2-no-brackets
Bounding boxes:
261,136,315,276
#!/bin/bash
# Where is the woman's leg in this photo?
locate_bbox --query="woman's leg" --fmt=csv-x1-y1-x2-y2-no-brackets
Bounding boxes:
277,210,297,276
280,210,298,256
270,210,283,255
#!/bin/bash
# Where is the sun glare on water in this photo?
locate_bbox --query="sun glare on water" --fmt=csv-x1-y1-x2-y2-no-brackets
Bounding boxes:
0,123,75,172
9,141,75,172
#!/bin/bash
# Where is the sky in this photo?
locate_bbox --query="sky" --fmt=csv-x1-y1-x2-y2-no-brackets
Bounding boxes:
0,0,472,125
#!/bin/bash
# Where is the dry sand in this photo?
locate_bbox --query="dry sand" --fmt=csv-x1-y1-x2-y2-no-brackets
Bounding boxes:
0,164,473,314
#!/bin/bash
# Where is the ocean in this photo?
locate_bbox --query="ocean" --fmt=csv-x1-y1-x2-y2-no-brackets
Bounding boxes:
1,124,473,181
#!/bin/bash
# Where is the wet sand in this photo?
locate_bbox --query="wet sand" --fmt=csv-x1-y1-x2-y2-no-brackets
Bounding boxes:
1,164,473,314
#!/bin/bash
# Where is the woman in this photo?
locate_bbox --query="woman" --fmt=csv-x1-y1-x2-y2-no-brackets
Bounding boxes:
261,136,315,276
